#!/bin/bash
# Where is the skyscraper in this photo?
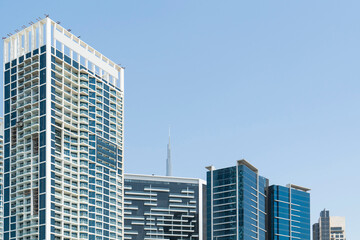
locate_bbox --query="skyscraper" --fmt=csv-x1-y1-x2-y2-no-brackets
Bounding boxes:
206,160,268,240
313,209,346,240
0,118,4,240
123,174,206,240
268,184,311,240
3,18,124,240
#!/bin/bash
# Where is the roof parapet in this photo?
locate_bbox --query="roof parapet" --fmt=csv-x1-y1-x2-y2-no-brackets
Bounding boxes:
205,165,216,171
287,184,311,192
237,159,258,173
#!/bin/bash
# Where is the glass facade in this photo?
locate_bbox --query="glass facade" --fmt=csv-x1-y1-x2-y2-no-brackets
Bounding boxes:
3,18,124,240
268,185,311,240
124,174,206,240
0,120,3,240
206,160,268,240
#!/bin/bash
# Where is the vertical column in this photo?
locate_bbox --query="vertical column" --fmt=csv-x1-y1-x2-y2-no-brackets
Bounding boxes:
24,30,29,54
289,186,292,240
236,164,239,239
45,17,52,240
31,25,36,51
10,37,15,61
39,22,43,47
210,168,213,240
198,181,203,240
120,68,125,91
257,173,260,240
3,40,8,63
16,33,20,58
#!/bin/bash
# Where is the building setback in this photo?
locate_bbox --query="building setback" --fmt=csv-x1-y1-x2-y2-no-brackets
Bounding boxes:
3,18,124,240
268,184,311,240
124,174,206,240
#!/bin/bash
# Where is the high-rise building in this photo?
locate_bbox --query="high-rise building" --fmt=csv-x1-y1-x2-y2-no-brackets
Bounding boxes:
206,160,268,240
123,174,206,240
0,118,4,240
313,209,346,240
3,18,124,240
268,184,311,240
329,217,346,240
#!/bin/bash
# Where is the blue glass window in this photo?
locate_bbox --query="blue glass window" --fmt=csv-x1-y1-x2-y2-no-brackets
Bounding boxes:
40,84,46,100
4,85,10,100
40,116,46,131
40,69,46,84
56,50,63,59
41,45,46,53
40,178,46,193
39,225,46,240
40,100,46,115
40,53,46,69
4,70,10,85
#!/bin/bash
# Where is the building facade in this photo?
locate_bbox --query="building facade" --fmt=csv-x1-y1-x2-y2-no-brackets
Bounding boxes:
313,209,346,240
123,174,206,240
206,160,268,240
0,119,3,239
3,18,124,240
268,184,311,240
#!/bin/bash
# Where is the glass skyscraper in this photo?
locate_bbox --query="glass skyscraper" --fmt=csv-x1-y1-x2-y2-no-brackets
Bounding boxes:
124,174,206,240
268,184,311,240
3,18,124,240
206,160,268,240
0,119,3,240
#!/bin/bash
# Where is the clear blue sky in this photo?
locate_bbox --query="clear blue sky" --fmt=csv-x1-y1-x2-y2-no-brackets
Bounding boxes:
1,0,358,238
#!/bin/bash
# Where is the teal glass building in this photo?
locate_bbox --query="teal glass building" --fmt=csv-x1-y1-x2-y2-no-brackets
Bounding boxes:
206,160,268,240
268,184,311,240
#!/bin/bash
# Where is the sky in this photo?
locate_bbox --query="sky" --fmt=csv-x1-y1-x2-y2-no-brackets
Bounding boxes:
0,0,358,238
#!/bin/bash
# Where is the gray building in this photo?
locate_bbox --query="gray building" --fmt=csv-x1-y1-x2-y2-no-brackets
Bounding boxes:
313,209,346,240
124,174,206,240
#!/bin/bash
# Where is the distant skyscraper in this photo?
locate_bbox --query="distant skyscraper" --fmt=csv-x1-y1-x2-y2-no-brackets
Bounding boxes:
3,18,124,240
166,129,171,176
313,209,346,240
123,174,206,239
206,160,268,240
268,184,311,240
329,217,346,240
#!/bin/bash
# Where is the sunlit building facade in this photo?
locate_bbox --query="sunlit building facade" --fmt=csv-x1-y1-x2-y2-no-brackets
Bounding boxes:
206,160,268,240
3,18,124,240
268,184,311,240
124,174,206,240
0,119,3,240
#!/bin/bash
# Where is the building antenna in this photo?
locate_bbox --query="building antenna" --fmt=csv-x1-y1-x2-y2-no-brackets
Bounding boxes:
166,127,172,176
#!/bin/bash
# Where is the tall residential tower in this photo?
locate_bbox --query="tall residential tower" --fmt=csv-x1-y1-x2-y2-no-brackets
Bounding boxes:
3,18,124,240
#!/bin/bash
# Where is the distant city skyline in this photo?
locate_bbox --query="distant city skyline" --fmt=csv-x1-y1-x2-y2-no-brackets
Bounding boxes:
0,0,358,238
